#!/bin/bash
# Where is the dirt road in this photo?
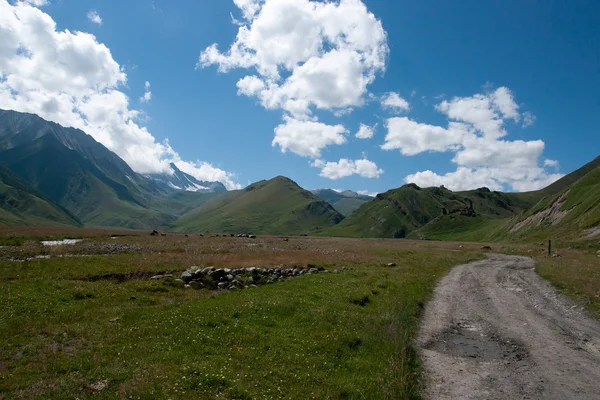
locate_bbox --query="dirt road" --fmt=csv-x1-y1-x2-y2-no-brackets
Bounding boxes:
418,254,600,399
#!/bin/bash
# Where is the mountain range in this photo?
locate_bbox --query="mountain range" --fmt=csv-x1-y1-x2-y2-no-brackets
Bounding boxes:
0,109,598,241
311,189,373,216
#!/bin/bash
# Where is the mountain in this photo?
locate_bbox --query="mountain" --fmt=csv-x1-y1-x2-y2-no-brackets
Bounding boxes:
495,156,600,241
322,183,535,239
311,189,373,216
324,156,600,241
0,109,214,229
171,176,344,235
146,163,227,193
0,166,80,227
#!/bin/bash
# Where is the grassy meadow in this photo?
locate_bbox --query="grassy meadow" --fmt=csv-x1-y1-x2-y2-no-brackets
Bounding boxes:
0,229,484,399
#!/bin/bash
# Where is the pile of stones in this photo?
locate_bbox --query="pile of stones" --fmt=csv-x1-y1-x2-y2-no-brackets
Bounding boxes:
152,266,326,291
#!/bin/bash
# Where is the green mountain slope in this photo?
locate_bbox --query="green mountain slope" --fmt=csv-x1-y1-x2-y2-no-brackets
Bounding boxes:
0,109,224,229
496,160,600,241
322,183,534,239
312,189,373,216
0,166,80,227
411,156,600,242
171,176,344,235
0,134,173,229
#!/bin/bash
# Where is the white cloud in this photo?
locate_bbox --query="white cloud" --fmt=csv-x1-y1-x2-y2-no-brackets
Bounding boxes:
544,159,559,168
273,116,348,158
174,160,240,190
357,190,378,197
380,92,410,112
140,81,152,103
23,0,48,5
405,166,564,192
522,111,536,127
87,10,102,25
385,86,563,192
435,86,520,139
382,118,469,155
199,0,388,155
0,1,238,189
312,157,383,180
406,168,505,192
356,122,375,139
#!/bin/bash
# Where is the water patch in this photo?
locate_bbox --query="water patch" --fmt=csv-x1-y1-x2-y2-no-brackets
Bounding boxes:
41,239,83,246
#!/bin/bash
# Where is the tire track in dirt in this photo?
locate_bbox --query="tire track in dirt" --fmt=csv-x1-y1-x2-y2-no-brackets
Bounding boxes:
418,254,600,399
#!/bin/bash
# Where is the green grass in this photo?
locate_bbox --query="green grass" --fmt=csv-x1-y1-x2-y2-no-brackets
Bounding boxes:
171,176,343,235
0,233,481,399
504,241,600,318
491,165,600,242
0,166,81,227
408,215,508,242
321,184,530,239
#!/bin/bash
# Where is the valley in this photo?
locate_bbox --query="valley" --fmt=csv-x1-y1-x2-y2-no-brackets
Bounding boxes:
0,109,599,399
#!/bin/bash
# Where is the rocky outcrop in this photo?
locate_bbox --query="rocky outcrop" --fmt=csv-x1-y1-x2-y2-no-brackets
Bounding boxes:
150,265,327,291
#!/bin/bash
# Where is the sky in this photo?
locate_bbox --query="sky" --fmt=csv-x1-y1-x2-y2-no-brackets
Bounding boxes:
1,0,599,194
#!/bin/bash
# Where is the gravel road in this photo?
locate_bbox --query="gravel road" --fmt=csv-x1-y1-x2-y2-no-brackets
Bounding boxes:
418,254,600,399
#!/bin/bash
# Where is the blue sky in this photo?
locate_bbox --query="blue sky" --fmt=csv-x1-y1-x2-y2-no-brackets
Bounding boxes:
2,0,599,193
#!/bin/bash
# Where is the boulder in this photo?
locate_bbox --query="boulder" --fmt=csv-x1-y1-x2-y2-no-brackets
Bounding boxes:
225,274,234,281
150,275,164,280
212,269,226,279
181,271,193,283
217,282,227,289
387,263,397,267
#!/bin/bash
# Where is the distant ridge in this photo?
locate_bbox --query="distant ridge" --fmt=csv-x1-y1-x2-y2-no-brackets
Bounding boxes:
171,176,344,235
146,162,227,193
311,189,373,216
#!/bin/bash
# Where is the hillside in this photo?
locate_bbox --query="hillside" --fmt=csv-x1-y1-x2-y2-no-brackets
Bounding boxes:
497,159,600,241
0,109,223,229
171,176,344,235
0,166,81,227
311,189,373,216
322,184,534,239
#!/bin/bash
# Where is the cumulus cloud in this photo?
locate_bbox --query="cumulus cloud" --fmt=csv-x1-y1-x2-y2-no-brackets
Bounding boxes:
357,189,378,197
544,159,559,168
380,92,410,112
0,1,238,189
382,118,469,155
384,86,562,192
87,10,102,25
435,87,522,139
23,0,48,6
199,0,388,157
273,116,348,158
312,157,383,180
140,81,152,103
355,122,376,139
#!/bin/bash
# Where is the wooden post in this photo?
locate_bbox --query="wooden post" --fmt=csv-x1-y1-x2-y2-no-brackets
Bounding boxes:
548,239,552,256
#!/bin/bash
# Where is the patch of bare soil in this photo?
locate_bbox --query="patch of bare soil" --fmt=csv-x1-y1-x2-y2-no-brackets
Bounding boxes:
584,225,600,238
511,190,571,233
418,254,600,399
